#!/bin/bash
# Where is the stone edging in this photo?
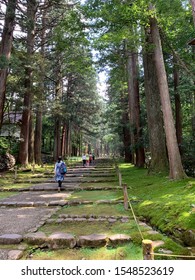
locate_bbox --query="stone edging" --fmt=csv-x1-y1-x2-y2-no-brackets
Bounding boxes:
47,214,130,224
0,232,132,250
0,186,121,192
0,200,124,208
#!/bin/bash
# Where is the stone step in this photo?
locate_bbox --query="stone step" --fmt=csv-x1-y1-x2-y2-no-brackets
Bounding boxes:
0,185,121,192
47,214,131,224
0,199,124,208
10,178,117,185
0,232,132,250
0,248,24,260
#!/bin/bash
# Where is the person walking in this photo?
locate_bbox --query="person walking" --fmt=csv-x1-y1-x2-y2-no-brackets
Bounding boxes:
89,153,93,165
82,153,87,167
54,156,67,192
92,154,95,165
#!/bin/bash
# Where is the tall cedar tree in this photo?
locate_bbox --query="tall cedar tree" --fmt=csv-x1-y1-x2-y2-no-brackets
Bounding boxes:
150,9,186,179
143,27,168,173
18,0,37,165
0,0,17,129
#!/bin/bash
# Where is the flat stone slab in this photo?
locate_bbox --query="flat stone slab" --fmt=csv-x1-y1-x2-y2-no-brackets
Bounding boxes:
109,234,131,245
0,191,72,204
0,234,22,244
51,214,130,224
147,230,159,235
0,249,24,260
182,230,195,246
138,222,152,230
29,183,80,191
153,240,165,248
0,207,57,235
23,232,47,245
0,249,10,260
96,200,123,205
48,232,76,249
77,234,107,248
8,250,23,260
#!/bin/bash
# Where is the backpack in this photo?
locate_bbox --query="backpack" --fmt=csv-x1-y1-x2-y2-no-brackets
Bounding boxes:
59,162,67,175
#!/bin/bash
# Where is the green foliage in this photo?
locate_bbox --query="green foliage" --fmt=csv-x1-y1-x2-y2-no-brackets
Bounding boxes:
24,243,142,260
120,163,195,232
0,138,9,154
1,0,195,167
0,55,9,69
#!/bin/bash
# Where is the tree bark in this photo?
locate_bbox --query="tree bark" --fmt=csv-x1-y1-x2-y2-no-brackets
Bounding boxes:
61,123,67,158
53,55,63,160
34,108,42,164
18,0,37,165
28,111,34,163
150,14,186,179
54,117,61,160
34,4,48,165
126,50,145,167
143,27,168,173
190,0,195,27
133,52,145,167
0,0,17,129
122,111,132,162
173,59,182,153
127,51,136,164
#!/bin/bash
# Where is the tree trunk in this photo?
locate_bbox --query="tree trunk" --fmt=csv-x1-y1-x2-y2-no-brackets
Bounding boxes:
18,67,32,165
54,117,61,160
143,27,168,173
34,108,42,164
34,3,47,165
126,49,145,167
18,0,37,165
150,14,186,179
68,122,72,156
61,123,67,158
173,59,182,153
192,92,195,139
133,52,145,167
0,0,17,129
28,112,34,163
190,0,195,27
53,55,63,160
122,111,132,162
127,51,136,164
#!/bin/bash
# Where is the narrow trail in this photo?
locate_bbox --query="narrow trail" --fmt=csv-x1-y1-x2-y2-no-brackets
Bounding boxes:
0,159,165,260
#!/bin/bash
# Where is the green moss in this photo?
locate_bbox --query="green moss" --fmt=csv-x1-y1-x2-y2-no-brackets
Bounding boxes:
38,220,135,237
67,189,123,202
56,204,129,217
0,192,18,199
23,243,143,260
120,163,195,232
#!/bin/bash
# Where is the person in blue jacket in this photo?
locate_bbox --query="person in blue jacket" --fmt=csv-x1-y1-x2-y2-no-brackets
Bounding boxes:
54,156,66,192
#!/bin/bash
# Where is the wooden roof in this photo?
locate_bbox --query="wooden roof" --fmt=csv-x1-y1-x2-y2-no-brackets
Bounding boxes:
188,38,195,45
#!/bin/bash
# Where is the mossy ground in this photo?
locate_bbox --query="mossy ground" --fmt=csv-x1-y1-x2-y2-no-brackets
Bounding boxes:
0,164,53,191
55,204,128,217
66,189,123,202
23,243,143,260
0,191,18,199
120,164,195,232
0,160,194,259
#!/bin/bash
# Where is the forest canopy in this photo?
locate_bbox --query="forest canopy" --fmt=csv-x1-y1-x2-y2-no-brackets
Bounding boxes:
0,0,194,179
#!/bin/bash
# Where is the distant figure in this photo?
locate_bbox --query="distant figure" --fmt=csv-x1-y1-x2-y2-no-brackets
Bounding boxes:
54,156,67,192
89,153,93,165
82,154,87,167
92,154,95,164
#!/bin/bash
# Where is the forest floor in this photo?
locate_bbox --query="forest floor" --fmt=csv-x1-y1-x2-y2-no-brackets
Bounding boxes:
0,158,194,260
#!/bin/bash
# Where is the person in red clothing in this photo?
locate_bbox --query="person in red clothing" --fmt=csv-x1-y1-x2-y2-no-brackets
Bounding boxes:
89,153,93,165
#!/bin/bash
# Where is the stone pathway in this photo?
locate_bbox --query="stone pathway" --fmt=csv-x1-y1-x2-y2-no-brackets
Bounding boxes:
0,160,166,260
